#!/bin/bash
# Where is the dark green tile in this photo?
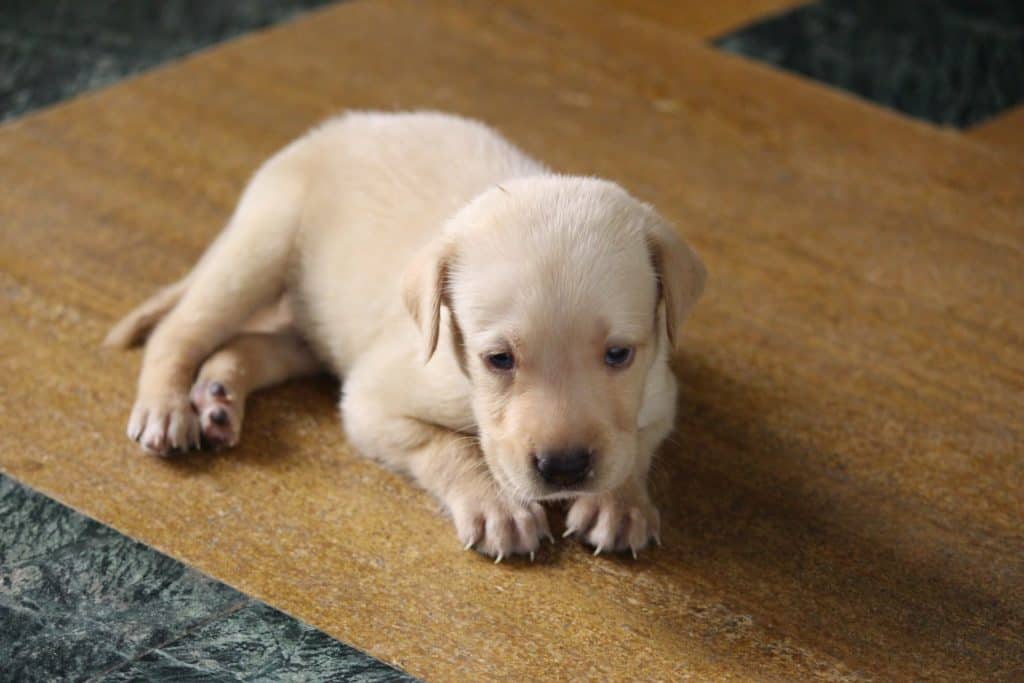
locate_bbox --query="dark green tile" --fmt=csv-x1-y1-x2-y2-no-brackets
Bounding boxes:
103,603,412,682
0,476,414,682
716,0,1024,127
0,0,337,122
1,476,240,680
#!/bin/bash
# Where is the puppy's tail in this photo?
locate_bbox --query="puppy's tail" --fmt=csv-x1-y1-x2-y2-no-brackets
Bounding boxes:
103,276,189,349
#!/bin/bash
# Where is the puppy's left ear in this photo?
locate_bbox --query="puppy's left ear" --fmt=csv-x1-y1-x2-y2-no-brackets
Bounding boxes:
401,238,455,363
644,210,707,350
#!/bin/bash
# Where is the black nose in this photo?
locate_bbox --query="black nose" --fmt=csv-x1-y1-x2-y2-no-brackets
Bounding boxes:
533,448,592,487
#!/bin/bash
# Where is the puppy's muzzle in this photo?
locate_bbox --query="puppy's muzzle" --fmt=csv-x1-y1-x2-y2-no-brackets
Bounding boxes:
533,448,593,487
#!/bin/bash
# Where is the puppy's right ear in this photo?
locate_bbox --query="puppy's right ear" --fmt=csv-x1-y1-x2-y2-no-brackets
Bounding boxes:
401,238,455,363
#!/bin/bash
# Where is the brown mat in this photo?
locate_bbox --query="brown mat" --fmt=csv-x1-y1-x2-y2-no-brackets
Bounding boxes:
969,106,1024,161
1,1,1021,680
598,0,806,39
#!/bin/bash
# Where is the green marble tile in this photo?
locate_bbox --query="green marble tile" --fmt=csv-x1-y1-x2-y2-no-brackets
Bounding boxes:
103,603,411,682
0,0,337,122
0,476,414,682
716,0,1024,127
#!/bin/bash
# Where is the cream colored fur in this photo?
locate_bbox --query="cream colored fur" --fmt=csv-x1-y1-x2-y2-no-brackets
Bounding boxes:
107,111,706,560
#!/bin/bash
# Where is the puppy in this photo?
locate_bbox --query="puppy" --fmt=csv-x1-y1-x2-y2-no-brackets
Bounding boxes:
106,111,706,560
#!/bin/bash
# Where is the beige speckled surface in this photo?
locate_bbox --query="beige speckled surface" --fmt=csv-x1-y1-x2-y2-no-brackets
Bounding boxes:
1,1,1022,680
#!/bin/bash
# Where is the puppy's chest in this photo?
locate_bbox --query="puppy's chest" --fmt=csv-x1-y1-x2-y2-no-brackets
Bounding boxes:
287,248,407,375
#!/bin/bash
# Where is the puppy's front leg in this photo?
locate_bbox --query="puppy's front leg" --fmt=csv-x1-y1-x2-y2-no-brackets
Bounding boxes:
409,431,552,561
564,415,669,557
342,383,550,560
565,476,660,558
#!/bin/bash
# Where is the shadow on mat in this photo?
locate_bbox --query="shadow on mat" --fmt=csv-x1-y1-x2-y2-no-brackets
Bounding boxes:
640,350,1022,677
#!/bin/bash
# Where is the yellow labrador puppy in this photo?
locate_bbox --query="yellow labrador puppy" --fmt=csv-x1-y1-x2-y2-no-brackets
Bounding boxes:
106,112,706,560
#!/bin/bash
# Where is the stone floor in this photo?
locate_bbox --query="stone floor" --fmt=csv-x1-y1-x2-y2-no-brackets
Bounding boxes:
1,478,412,682
717,0,1024,126
1,1,1021,681
0,0,333,122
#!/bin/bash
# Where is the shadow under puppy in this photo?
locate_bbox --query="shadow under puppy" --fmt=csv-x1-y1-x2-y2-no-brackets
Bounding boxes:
106,111,706,561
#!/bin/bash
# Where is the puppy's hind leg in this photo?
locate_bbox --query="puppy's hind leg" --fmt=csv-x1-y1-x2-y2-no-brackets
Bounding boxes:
127,148,309,455
190,327,321,449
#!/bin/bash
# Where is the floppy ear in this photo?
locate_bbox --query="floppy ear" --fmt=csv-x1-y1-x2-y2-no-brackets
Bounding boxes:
401,238,455,363
645,211,707,350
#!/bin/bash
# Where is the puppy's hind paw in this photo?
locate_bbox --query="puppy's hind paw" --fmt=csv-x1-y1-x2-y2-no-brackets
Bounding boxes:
190,380,243,450
127,393,200,456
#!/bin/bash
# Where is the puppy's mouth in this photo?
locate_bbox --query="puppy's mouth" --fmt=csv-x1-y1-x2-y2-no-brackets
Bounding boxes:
533,469,599,501
484,441,626,502
530,454,635,502
533,485,592,502
503,469,607,503
486,455,591,503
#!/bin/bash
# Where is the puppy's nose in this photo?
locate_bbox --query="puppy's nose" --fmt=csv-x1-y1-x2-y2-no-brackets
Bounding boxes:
533,448,592,487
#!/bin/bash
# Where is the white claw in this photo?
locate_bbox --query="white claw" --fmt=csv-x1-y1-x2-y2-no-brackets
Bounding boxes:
494,552,504,564
593,545,603,557
464,540,475,551
546,532,556,544
653,533,662,548
562,527,575,538
631,547,639,560
530,551,536,563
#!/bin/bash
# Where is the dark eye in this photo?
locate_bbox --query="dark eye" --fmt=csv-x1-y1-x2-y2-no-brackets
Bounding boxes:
604,346,634,369
485,351,515,372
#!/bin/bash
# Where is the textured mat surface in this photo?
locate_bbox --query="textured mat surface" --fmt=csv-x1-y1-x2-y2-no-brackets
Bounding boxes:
1,1,1022,681
968,105,1024,157
596,0,805,39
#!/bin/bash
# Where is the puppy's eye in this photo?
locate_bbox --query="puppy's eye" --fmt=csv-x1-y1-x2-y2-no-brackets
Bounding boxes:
604,346,634,369
485,352,515,372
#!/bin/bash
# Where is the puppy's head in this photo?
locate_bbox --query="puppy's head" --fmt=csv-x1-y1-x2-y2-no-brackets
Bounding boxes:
403,177,705,502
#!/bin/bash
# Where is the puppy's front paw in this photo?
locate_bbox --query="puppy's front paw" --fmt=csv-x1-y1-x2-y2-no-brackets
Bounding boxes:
448,492,552,562
127,393,199,456
565,486,660,558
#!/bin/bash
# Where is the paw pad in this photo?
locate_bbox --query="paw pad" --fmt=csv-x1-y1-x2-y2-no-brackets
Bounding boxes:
189,380,242,449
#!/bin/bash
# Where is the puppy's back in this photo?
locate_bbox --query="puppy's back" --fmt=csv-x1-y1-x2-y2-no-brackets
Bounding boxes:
291,111,544,372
